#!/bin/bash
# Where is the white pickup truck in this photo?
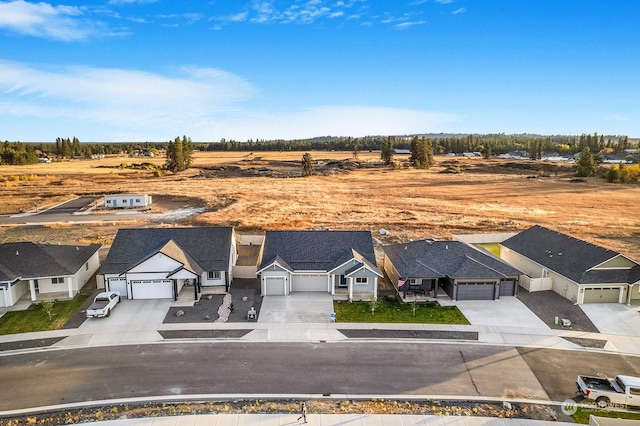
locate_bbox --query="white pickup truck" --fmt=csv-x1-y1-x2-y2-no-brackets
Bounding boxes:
576,374,640,408
86,291,120,318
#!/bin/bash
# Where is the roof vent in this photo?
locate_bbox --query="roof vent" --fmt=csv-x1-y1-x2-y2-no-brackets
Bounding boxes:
16,251,19,255
76,247,79,250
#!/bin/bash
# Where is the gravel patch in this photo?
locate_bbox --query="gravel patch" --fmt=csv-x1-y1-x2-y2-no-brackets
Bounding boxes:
339,329,478,340
0,337,66,352
517,289,599,332
159,329,252,339
162,279,262,324
560,336,608,349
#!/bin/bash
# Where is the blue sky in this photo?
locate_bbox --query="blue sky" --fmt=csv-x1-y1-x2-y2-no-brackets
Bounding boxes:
0,0,638,142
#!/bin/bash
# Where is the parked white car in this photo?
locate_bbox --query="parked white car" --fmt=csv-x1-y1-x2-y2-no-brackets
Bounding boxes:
86,291,120,318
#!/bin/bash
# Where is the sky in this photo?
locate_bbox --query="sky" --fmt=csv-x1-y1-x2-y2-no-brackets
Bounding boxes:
0,0,639,142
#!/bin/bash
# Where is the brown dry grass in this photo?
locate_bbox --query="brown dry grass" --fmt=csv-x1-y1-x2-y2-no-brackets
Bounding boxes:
1,151,639,257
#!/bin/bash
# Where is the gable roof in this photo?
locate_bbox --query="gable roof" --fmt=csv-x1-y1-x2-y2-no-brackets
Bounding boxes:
384,240,521,279
258,230,380,274
100,227,233,275
501,225,639,284
0,242,101,282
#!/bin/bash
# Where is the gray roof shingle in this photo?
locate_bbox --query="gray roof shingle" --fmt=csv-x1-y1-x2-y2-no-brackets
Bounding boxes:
0,242,101,282
501,225,639,284
384,240,521,279
258,230,380,274
100,227,233,275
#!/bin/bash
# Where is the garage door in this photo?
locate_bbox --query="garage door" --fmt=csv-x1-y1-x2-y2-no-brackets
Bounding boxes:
107,278,128,299
456,283,496,300
131,280,173,299
499,279,516,297
291,274,327,292
583,287,621,303
264,277,286,296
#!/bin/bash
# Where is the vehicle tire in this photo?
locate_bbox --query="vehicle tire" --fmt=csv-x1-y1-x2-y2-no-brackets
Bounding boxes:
596,396,610,408
106,309,111,318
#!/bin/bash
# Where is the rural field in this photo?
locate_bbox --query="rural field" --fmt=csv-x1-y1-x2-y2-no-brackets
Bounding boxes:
0,151,638,259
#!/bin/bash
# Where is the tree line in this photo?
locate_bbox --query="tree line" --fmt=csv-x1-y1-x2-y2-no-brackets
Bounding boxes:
1,133,636,166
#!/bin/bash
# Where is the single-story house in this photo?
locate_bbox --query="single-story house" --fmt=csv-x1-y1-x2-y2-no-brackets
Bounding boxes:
100,227,237,301
104,194,152,209
383,240,522,301
500,225,640,304
0,242,101,307
256,230,382,300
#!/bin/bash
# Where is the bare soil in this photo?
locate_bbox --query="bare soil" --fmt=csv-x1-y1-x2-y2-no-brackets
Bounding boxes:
1,152,639,259
0,398,565,425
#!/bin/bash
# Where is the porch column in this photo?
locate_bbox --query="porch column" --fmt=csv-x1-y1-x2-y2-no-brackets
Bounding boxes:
330,275,335,296
67,277,73,298
373,277,378,300
29,279,37,301
193,279,198,300
627,284,635,306
348,277,353,301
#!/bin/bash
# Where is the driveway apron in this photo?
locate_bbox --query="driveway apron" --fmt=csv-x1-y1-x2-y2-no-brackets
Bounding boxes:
54,299,173,347
258,293,334,323
580,303,640,337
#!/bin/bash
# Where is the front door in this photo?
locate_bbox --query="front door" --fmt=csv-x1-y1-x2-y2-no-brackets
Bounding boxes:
338,275,347,287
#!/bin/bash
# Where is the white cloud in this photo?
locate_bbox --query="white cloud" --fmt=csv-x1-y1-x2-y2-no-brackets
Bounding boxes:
0,59,459,141
452,7,466,14
434,0,454,3
604,114,629,122
0,60,257,137
108,0,157,4
394,20,425,29
0,0,99,40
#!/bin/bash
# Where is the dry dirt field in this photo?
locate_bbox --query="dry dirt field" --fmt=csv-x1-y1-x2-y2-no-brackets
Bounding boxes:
1,151,639,258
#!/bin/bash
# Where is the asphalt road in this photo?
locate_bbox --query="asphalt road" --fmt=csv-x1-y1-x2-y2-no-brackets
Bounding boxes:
0,197,142,225
1,342,639,411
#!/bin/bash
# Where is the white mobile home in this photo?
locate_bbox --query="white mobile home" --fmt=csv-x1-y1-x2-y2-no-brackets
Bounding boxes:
104,194,152,209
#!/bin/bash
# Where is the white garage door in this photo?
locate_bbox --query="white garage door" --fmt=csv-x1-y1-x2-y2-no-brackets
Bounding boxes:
291,274,327,292
264,277,286,296
583,287,621,303
131,280,173,299
107,278,128,299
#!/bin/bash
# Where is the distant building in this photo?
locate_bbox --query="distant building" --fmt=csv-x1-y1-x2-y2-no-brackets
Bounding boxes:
393,148,411,155
104,194,152,209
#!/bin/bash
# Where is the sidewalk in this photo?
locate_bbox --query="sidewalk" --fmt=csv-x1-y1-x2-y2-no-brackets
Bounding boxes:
72,413,575,425
2,320,640,357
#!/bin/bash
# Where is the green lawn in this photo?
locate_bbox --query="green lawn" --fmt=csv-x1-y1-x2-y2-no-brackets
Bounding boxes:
573,407,640,424
334,296,469,324
0,294,90,335
475,243,501,256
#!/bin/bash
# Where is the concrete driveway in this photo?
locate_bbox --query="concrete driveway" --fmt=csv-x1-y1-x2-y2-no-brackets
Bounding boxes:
258,293,334,323
453,297,549,330
580,303,640,337
55,299,172,347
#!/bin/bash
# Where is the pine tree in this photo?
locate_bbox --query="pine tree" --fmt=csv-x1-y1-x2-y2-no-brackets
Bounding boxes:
301,152,314,176
575,147,598,177
380,136,394,165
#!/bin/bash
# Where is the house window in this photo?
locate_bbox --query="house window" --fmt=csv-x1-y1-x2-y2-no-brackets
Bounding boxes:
136,198,141,203
409,278,418,284
106,199,112,204
123,199,128,203
208,271,221,280
355,277,368,285
52,277,65,284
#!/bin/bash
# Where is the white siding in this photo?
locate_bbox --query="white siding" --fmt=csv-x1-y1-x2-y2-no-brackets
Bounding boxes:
128,253,182,274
